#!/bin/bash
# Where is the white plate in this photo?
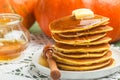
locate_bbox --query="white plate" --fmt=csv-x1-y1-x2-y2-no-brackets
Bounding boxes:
32,46,120,80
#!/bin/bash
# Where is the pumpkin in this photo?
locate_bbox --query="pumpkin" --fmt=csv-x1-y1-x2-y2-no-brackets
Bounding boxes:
82,0,120,42
34,0,120,42
0,0,37,29
34,0,84,37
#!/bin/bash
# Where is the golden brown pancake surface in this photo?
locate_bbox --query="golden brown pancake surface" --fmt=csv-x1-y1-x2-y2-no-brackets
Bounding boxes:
57,59,114,71
77,37,111,45
50,15,109,33
53,50,108,58
53,51,112,66
52,33,106,45
58,25,113,37
53,43,110,53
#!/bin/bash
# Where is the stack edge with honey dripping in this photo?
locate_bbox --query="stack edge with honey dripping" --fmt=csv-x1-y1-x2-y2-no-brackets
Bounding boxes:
42,8,114,80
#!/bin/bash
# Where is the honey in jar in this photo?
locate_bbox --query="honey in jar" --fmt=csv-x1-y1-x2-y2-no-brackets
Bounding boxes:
0,13,29,61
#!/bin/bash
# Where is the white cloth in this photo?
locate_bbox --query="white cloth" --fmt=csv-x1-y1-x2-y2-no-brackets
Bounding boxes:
0,33,120,80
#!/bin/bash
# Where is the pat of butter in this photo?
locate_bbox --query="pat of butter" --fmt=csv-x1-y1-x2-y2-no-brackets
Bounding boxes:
72,8,94,19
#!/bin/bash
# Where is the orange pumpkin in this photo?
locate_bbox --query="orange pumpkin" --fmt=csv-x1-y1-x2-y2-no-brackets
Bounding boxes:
34,0,120,42
34,0,84,37
82,0,120,42
0,0,37,29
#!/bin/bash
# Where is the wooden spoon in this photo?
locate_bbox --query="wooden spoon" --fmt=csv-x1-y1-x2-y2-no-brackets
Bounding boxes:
43,45,61,80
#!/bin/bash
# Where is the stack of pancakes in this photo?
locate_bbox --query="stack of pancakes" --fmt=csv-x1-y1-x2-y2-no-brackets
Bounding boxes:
49,15,114,71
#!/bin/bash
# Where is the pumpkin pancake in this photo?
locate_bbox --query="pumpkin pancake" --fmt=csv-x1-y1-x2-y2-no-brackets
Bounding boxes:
77,37,111,45
57,58,114,71
53,51,112,66
53,43,110,53
49,15,109,33
52,33,106,45
58,25,113,37
53,50,108,58
48,9,114,71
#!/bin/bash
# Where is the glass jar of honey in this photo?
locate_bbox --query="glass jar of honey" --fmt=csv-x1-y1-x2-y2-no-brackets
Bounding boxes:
0,13,29,61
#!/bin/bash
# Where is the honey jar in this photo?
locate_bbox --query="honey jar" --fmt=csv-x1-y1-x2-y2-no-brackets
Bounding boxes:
0,13,29,61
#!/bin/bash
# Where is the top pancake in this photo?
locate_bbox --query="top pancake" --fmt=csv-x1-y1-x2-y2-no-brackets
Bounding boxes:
49,15,109,33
